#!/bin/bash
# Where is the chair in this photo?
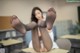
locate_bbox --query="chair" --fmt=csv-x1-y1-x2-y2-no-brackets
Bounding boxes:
56,38,71,50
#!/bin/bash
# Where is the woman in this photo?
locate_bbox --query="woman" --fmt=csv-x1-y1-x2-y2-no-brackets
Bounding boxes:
29,7,58,50
11,7,58,52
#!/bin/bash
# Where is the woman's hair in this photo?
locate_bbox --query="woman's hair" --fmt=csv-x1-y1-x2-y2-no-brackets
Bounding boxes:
31,7,43,23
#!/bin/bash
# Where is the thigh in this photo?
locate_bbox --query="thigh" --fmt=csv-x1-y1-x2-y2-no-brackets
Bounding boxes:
32,28,41,52
39,28,53,51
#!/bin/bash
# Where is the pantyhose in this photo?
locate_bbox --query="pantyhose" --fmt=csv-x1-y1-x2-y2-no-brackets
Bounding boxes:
11,8,56,52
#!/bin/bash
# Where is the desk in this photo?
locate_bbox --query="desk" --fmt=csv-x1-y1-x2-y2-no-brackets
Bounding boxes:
0,39,23,46
69,39,80,53
60,34,80,53
60,34,80,39
21,48,68,53
0,39,23,53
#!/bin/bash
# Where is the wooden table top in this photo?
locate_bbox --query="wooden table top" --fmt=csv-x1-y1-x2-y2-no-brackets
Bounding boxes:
60,34,80,39
21,48,68,53
0,39,23,46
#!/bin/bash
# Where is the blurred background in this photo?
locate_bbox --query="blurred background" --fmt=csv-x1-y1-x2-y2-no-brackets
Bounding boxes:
0,0,80,53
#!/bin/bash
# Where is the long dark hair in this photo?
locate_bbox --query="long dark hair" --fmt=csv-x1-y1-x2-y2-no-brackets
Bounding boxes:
31,7,43,23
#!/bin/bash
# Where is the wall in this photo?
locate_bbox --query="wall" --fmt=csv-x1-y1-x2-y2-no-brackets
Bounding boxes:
55,0,80,24
0,0,54,24
0,0,80,25
0,0,80,24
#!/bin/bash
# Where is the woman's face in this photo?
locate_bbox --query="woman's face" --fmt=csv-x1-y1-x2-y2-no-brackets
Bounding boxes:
35,10,43,20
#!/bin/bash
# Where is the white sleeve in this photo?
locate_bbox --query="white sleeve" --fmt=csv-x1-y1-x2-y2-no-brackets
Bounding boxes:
49,30,59,49
49,30,54,42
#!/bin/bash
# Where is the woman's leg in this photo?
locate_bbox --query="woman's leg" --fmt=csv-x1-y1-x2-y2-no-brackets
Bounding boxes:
11,15,37,34
29,37,47,52
32,28,41,52
39,27,53,51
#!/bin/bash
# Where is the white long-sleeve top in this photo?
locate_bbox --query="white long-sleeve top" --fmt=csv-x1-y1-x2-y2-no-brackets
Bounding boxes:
29,29,59,49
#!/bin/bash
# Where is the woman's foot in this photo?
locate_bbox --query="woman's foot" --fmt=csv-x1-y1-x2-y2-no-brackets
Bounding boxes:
11,15,26,34
46,8,56,30
43,48,47,52
40,47,47,52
